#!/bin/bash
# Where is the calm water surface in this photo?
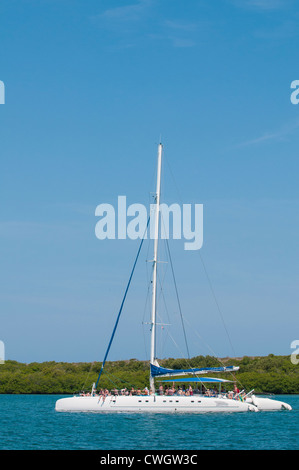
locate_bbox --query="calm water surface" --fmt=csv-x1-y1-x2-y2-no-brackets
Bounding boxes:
0,394,298,450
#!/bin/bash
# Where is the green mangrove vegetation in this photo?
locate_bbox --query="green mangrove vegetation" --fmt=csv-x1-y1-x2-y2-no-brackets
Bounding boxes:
0,354,298,395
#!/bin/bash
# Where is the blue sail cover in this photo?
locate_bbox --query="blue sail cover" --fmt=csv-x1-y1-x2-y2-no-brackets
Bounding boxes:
150,363,239,378
162,377,232,383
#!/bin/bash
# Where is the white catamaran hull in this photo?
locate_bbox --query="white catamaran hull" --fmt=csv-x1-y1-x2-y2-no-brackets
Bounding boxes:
245,395,292,411
55,395,258,413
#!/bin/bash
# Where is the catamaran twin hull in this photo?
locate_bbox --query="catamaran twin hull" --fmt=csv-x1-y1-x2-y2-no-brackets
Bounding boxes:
55,395,259,412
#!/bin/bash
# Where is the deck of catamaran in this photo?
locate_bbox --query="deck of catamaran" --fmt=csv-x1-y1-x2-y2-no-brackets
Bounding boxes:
79,384,246,401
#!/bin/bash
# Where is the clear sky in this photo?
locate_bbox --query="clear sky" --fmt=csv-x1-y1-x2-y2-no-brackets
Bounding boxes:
0,0,298,364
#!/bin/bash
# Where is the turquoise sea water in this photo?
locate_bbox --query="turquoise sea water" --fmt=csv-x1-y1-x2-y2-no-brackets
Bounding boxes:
0,394,298,450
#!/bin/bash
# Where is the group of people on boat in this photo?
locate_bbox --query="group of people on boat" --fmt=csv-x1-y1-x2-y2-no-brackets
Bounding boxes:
79,383,245,400
80,386,150,397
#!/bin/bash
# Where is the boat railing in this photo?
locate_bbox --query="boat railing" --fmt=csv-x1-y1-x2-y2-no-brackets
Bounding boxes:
79,389,245,400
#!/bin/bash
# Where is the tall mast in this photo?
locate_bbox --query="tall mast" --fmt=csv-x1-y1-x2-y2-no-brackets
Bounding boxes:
150,142,162,393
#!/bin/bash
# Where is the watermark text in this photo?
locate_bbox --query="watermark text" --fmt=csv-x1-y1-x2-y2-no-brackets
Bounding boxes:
0,80,4,104
95,196,203,251
0,340,4,364
290,80,299,104
291,340,299,365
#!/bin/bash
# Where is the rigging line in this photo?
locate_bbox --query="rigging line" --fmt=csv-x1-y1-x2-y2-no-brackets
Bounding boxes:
155,263,213,374
156,263,188,361
155,291,171,360
156,261,170,323
164,149,237,360
100,370,137,391
156,244,182,358
182,313,227,366
160,329,205,381
157,272,171,324
95,216,150,389
164,150,184,203
154,262,196,371
162,325,201,375
181,314,242,385
81,361,96,392
157,210,191,362
162,328,190,365
142,243,169,360
198,251,237,358
141,280,151,360
165,235,191,360
142,235,153,334
98,371,119,390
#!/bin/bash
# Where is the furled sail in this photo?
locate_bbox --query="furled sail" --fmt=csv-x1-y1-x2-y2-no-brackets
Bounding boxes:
150,363,239,378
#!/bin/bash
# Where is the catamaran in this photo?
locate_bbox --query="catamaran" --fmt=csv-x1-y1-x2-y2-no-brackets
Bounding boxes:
55,143,292,413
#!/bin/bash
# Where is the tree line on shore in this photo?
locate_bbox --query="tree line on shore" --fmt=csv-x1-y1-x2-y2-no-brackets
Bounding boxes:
0,354,298,395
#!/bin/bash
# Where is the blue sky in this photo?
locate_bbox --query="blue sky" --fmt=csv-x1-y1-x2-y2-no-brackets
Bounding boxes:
0,0,298,363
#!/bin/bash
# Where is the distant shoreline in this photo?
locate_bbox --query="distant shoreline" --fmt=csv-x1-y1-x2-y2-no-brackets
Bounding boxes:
0,354,298,395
